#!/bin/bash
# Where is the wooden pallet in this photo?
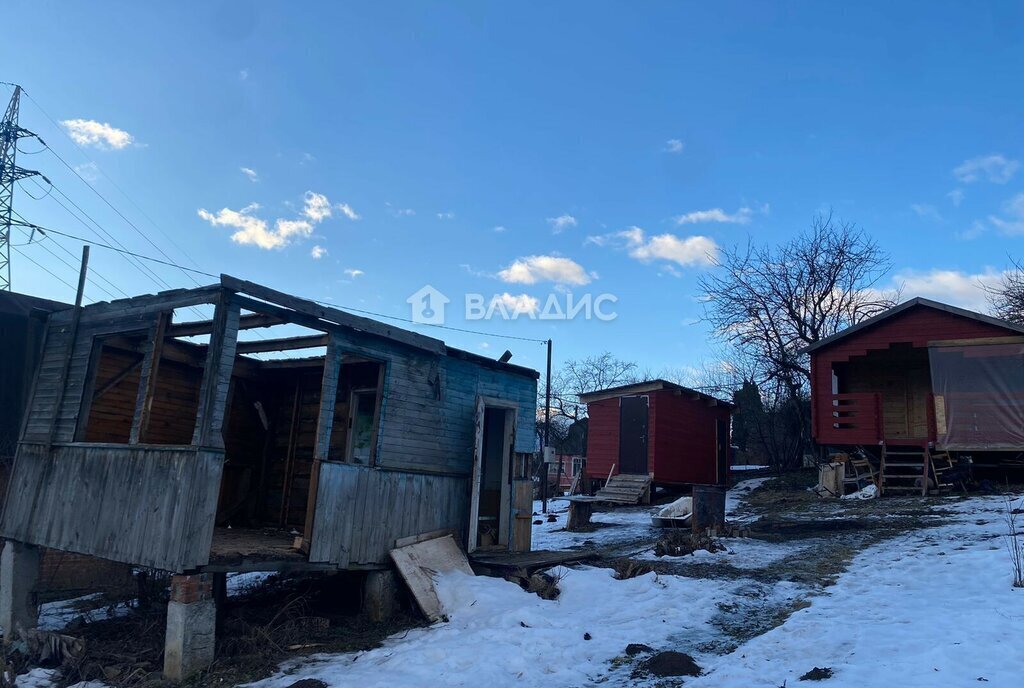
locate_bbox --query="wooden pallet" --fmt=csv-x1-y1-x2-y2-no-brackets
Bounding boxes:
595,473,652,504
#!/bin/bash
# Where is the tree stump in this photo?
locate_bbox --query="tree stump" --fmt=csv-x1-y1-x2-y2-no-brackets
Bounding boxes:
567,499,593,531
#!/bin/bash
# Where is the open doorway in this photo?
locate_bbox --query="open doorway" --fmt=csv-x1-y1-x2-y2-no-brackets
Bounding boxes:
469,398,518,552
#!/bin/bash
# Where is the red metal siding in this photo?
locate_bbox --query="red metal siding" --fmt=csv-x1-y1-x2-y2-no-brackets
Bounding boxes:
585,397,620,480
810,305,1018,444
651,390,729,485
585,389,729,485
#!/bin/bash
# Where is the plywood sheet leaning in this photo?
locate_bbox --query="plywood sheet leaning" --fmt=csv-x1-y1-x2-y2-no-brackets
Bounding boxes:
389,534,474,623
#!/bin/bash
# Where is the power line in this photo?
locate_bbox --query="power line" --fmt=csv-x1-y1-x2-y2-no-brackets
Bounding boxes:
20,89,206,275
25,176,175,290
14,214,217,278
9,215,547,343
16,226,130,299
12,244,89,299
24,234,120,301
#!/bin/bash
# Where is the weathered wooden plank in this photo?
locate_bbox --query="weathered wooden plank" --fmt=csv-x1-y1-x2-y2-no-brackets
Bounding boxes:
303,336,342,541
0,443,222,572
309,463,469,567
130,312,169,443
191,295,241,448
221,274,446,355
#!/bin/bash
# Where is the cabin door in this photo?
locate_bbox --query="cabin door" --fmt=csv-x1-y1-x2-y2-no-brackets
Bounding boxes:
619,395,649,474
715,418,730,484
469,397,516,553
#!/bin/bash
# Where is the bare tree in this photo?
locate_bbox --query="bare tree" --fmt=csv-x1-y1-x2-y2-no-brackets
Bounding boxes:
536,352,644,456
698,214,897,467
699,214,896,394
986,258,1024,325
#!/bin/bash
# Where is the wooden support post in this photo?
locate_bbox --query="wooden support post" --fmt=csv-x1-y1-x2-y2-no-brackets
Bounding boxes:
192,294,241,448
302,335,342,547
48,245,89,444
130,311,170,444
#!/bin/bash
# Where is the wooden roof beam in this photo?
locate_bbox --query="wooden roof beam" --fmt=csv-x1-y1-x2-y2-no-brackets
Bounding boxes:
167,312,284,338
236,334,329,354
221,274,446,355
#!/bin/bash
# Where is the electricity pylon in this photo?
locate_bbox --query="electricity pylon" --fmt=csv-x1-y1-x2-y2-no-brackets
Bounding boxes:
0,84,45,291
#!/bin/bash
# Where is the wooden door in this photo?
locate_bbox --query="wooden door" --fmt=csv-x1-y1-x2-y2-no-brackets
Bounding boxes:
715,418,730,484
467,395,486,553
511,478,533,552
619,395,649,474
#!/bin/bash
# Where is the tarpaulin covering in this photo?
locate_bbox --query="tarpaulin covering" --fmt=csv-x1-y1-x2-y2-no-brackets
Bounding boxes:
929,343,1024,450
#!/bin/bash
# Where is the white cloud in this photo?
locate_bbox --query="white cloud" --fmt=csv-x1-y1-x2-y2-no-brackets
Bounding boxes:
892,268,1005,312
343,268,364,279
437,211,455,220
310,245,327,259
910,203,942,221
664,139,685,154
674,206,754,225
479,342,490,350
240,167,259,182
239,69,249,80
200,191,335,250
337,203,361,220
493,225,508,233
498,255,592,285
387,204,415,217
948,188,965,206
547,214,578,233
955,220,987,241
953,154,1019,184
491,292,540,316
198,204,294,250
302,191,333,222
74,162,99,182
989,192,1024,235
620,226,719,267
60,119,134,149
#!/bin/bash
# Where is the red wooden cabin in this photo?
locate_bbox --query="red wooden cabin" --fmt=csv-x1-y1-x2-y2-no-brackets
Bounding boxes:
805,298,1024,491
580,380,734,487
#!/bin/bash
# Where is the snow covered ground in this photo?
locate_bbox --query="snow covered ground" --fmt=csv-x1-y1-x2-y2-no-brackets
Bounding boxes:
689,495,1024,687
246,486,1024,688
530,498,658,552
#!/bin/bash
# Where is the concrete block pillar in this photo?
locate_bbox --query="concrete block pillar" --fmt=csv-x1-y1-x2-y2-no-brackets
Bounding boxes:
362,569,400,622
164,573,216,681
0,541,40,641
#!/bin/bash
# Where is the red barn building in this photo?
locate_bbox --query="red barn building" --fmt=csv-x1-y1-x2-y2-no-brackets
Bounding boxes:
804,298,1024,493
580,380,733,489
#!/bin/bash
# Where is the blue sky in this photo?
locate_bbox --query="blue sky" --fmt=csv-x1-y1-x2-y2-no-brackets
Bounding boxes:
3,1,1024,375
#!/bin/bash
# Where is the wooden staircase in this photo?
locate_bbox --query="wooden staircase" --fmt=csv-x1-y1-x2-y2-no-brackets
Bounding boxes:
595,473,653,505
880,445,955,496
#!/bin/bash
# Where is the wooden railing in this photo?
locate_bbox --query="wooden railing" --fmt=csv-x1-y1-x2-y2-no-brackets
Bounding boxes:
820,393,882,445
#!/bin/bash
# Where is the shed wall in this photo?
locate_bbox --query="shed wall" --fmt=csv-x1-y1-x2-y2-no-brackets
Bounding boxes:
651,390,730,485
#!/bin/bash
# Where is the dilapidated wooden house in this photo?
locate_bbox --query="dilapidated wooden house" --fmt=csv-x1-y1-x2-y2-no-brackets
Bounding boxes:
0,276,538,676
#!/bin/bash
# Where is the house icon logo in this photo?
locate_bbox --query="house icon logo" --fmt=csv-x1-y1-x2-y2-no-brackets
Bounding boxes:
407,285,450,325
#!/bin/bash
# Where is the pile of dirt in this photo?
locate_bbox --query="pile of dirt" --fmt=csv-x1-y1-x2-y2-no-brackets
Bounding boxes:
519,572,561,600
654,531,725,557
800,666,834,681
632,651,703,678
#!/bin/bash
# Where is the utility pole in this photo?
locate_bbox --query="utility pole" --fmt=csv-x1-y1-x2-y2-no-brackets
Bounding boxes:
0,84,45,291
